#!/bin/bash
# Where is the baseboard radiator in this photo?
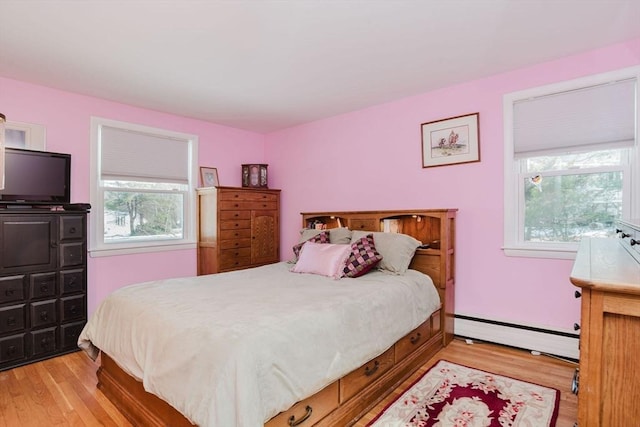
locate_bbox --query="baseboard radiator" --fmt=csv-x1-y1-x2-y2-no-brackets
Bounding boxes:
454,314,580,360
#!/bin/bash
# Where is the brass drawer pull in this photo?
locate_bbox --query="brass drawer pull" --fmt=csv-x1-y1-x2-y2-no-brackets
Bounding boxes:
410,332,422,345
288,405,312,426
364,360,380,376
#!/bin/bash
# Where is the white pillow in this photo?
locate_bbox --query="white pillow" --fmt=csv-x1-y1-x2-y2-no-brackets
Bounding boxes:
350,231,421,275
291,242,351,279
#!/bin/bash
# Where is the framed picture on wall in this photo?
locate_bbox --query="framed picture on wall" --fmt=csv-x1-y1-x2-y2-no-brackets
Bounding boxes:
200,167,219,187
421,113,480,168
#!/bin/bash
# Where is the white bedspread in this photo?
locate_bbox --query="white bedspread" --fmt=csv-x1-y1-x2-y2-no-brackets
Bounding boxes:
78,262,440,427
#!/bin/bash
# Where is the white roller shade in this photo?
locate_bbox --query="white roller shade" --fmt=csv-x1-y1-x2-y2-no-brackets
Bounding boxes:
100,125,190,183
514,78,636,157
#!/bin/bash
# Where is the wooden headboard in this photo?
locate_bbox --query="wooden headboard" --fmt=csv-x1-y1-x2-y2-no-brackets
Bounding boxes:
301,209,457,345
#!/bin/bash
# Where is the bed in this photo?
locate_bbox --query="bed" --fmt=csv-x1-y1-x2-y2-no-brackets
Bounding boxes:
78,209,456,426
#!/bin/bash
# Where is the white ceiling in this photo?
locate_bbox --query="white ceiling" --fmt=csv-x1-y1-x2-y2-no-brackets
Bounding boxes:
1,0,639,133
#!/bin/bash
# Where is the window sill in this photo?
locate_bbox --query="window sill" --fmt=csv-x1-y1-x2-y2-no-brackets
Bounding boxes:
502,245,577,260
89,242,196,257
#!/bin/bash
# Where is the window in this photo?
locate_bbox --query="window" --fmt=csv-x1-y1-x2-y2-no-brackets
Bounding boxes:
5,121,46,150
90,117,198,256
504,67,639,259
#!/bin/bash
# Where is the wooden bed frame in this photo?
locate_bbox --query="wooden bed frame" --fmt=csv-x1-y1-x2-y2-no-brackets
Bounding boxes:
96,209,457,426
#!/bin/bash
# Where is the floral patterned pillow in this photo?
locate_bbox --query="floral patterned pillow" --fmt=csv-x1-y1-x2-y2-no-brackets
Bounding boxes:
343,233,383,278
292,230,330,260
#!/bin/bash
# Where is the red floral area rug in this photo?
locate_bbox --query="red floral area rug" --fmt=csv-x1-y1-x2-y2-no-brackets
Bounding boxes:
367,360,560,427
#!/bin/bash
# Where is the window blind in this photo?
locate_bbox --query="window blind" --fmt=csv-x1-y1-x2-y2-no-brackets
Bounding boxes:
100,125,190,183
513,78,636,158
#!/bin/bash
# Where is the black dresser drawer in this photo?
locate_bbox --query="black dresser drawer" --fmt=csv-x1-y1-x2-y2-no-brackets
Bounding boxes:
60,216,85,241
0,304,26,334
60,296,85,322
60,321,85,351
60,269,85,295
31,327,57,356
60,242,85,268
0,275,26,304
0,334,26,364
30,300,57,328
30,272,57,299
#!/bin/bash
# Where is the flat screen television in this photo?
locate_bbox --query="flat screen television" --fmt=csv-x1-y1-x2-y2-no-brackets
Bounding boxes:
0,147,71,205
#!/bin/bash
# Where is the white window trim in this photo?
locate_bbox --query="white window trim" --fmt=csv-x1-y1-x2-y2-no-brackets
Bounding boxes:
503,66,640,259
89,117,199,257
5,120,46,150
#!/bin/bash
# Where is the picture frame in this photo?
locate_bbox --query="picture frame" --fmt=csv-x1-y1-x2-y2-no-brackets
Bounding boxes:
421,113,480,168
200,167,219,187
241,164,268,188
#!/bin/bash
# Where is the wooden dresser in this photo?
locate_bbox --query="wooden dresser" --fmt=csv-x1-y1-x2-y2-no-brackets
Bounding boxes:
570,220,640,426
197,186,280,275
0,208,88,371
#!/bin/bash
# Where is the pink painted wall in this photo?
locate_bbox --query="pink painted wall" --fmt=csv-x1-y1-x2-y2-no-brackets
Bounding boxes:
0,77,265,314
1,38,638,332
265,38,640,334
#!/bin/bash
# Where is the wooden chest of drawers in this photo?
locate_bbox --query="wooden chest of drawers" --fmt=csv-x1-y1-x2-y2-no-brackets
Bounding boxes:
570,226,640,426
197,186,280,274
0,209,88,371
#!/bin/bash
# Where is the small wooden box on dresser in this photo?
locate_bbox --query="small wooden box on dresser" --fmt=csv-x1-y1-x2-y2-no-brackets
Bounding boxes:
197,186,280,275
0,207,88,371
570,218,640,427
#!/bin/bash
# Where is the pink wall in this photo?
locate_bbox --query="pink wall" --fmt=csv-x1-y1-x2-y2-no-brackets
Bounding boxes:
0,77,266,314
265,38,640,334
1,38,638,331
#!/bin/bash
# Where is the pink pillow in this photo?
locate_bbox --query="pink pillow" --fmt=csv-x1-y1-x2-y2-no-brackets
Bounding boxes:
291,242,351,279
292,230,330,260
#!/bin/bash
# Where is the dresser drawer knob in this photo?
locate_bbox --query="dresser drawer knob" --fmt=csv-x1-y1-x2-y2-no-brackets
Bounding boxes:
410,332,422,345
288,405,312,427
621,233,630,238
69,227,77,234
40,284,49,293
574,290,581,298
40,312,49,321
573,323,580,331
5,289,14,296
7,316,16,326
7,345,16,356
631,239,639,246
364,360,380,376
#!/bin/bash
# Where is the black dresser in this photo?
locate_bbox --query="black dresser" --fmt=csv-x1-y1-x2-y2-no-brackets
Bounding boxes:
0,208,88,371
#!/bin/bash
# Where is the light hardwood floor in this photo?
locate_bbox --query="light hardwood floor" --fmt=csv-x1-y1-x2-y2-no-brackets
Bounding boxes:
0,338,577,426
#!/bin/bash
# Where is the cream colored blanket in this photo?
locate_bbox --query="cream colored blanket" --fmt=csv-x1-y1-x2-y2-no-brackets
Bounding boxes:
78,262,440,427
